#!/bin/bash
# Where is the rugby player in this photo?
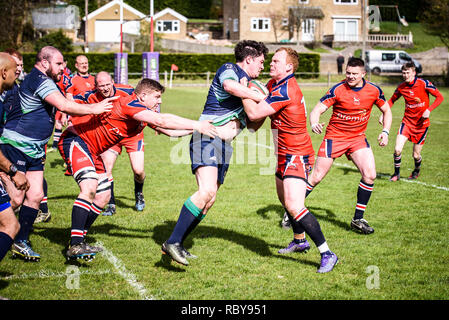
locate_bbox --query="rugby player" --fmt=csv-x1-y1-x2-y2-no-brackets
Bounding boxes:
0,53,29,263
58,78,217,260
381,62,444,181
0,46,115,261
307,57,392,235
241,47,338,273
161,40,268,266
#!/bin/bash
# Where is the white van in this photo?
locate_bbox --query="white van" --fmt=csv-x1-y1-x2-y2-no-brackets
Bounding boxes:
365,50,422,75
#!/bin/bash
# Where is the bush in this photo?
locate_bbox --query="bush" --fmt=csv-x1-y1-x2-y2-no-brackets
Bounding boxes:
33,30,73,52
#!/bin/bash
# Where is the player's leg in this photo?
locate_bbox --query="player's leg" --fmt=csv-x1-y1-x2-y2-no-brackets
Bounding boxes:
409,143,424,179
307,156,334,196
0,187,19,262
12,169,44,261
282,177,337,273
349,147,377,234
390,133,408,181
128,150,146,211
100,149,119,216
36,177,51,223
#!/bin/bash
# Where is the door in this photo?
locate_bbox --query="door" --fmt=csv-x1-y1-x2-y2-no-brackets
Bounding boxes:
302,19,315,42
381,52,397,72
334,19,358,41
95,20,121,42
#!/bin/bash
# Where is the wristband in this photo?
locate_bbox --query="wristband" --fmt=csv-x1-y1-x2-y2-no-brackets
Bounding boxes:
382,129,389,136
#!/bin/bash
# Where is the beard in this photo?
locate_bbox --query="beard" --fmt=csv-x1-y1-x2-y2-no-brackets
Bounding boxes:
46,66,62,82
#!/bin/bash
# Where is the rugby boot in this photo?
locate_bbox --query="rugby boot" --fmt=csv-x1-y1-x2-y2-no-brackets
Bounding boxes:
11,240,41,262
135,192,145,211
389,174,400,182
34,209,51,223
317,251,338,273
82,241,103,254
408,170,420,180
161,241,189,266
278,239,310,254
181,245,197,260
102,204,116,216
66,242,97,261
351,218,375,234
280,211,292,230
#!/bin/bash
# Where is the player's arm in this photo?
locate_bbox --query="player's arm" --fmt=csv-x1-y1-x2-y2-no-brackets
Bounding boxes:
309,102,328,134
0,151,29,191
242,98,275,122
380,89,401,124
44,90,116,116
153,127,193,137
132,109,217,139
246,117,266,132
224,79,265,102
422,88,444,118
377,102,392,147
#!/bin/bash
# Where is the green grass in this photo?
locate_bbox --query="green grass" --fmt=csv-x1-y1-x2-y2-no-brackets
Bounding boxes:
0,85,448,301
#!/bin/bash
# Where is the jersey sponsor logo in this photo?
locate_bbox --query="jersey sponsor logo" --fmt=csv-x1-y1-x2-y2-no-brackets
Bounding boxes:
405,102,425,109
335,112,369,122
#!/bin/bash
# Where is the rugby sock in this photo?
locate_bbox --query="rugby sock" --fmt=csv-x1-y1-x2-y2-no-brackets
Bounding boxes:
0,232,13,262
134,177,145,195
284,207,305,236
414,156,422,173
168,197,205,245
70,198,91,246
305,181,314,198
39,178,48,213
15,206,39,242
354,180,374,220
52,128,62,148
109,179,115,205
292,208,326,249
84,203,102,236
393,153,402,175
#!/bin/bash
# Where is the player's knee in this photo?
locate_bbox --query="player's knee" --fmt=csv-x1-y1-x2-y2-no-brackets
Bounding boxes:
198,187,217,204
362,172,376,184
133,171,146,183
394,150,402,156
412,151,421,160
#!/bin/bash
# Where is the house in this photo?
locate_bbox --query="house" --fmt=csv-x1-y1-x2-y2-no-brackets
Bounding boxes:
223,0,363,44
83,1,187,43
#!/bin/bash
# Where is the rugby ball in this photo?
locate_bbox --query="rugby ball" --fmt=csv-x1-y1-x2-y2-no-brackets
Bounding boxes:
248,79,269,96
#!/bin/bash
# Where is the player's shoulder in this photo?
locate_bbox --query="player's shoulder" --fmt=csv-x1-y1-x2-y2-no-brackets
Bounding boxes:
416,77,437,90
365,80,384,93
115,83,135,96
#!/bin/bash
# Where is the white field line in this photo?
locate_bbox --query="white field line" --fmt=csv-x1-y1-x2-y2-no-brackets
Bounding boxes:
238,140,449,192
96,241,155,300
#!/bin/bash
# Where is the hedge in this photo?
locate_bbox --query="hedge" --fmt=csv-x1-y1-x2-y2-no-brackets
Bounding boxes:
21,52,320,78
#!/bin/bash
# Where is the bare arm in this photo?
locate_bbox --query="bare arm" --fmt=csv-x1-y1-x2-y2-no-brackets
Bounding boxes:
309,102,329,134
223,79,266,102
153,127,193,137
241,98,275,122
377,102,392,147
133,110,217,138
44,91,115,116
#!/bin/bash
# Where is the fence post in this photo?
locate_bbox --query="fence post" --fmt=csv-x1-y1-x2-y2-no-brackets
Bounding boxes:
164,71,168,87
327,71,331,88
206,71,210,86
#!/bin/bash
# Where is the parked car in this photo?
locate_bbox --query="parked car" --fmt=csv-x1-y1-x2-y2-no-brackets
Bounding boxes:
365,50,422,75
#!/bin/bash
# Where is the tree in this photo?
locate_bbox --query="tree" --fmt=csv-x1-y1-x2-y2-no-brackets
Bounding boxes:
419,0,449,47
34,30,74,52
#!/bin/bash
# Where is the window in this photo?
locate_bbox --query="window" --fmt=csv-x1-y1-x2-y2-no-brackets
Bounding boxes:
382,53,396,61
251,18,270,31
299,0,309,4
281,18,289,26
334,0,358,4
156,20,180,33
399,52,411,61
251,0,270,3
334,19,358,41
233,19,239,32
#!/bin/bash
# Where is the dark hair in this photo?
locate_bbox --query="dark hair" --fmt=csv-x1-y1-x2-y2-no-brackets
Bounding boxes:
135,78,165,94
234,40,268,63
3,48,22,60
401,62,416,71
347,57,365,68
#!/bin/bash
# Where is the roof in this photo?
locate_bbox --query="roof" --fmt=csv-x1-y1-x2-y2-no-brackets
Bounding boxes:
153,7,188,23
83,0,148,21
288,6,325,20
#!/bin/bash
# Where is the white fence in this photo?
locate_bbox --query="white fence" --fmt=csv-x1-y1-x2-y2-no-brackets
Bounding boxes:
367,32,413,44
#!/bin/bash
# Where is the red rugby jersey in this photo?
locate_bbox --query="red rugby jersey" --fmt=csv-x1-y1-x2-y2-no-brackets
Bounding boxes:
66,73,95,96
266,74,314,156
72,93,148,156
320,79,386,140
388,77,443,128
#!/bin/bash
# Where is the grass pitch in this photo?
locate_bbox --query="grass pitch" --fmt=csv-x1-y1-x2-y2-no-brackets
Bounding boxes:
0,85,448,301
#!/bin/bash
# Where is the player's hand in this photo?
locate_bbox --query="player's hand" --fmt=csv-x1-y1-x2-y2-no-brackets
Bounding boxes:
421,109,430,119
12,172,30,191
378,114,384,125
92,96,119,114
196,120,218,139
378,131,389,147
311,122,325,134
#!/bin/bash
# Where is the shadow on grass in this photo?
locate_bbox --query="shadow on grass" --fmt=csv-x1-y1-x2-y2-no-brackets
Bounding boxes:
152,221,318,271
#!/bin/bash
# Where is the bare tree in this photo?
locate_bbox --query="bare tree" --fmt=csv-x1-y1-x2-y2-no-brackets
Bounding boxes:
266,9,288,43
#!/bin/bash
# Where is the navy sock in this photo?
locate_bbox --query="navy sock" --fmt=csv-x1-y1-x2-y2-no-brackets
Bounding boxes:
168,198,204,245
285,207,305,235
52,128,62,148
354,180,374,220
109,180,115,205
15,205,39,242
414,156,422,172
293,208,326,248
39,178,48,213
134,178,144,195
70,198,91,246
0,232,13,262
394,153,401,175
84,203,102,236
305,181,314,198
